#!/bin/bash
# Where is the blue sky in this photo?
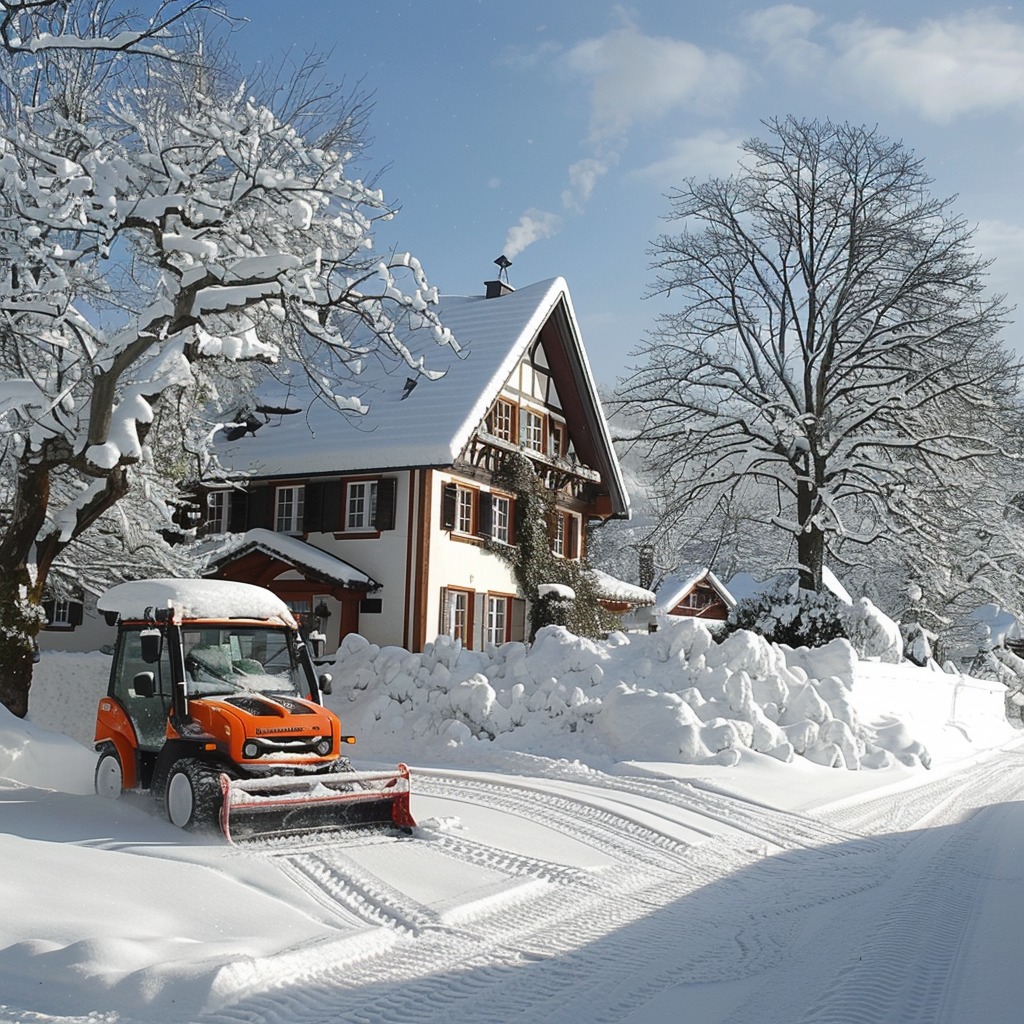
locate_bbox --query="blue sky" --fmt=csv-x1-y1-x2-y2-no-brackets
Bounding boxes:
233,2,1024,386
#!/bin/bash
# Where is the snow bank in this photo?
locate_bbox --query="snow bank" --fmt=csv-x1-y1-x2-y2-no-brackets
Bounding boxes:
0,703,95,793
327,620,965,772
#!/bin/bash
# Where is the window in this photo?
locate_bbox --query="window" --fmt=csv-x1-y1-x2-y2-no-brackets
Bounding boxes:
51,600,72,626
550,422,564,458
456,485,475,534
275,485,304,533
444,588,472,644
487,595,510,646
206,491,228,534
523,410,544,452
491,495,511,544
346,481,378,530
552,511,580,559
488,399,516,442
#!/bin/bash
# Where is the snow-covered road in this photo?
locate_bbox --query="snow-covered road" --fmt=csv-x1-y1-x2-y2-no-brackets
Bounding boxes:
149,751,1024,1024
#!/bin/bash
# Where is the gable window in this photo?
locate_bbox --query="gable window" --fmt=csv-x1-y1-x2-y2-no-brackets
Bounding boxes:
550,422,564,458
346,480,378,530
488,399,516,442
206,491,228,534
275,485,304,533
523,409,544,452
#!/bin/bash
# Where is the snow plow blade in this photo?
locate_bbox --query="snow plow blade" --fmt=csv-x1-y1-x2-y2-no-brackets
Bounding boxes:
219,763,415,843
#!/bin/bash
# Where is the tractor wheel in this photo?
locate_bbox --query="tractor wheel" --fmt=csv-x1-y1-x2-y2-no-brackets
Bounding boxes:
165,759,222,832
94,743,123,799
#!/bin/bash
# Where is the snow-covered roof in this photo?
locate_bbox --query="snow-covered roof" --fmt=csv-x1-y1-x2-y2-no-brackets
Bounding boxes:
209,529,380,590
591,569,656,607
218,277,628,516
655,568,736,612
98,578,297,627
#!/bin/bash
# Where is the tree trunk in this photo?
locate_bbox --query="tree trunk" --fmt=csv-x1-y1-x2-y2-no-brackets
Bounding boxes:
796,477,825,592
0,460,55,717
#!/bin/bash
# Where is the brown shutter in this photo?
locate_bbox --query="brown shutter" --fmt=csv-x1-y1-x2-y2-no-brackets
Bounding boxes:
69,601,84,627
374,477,397,531
303,481,324,533
476,493,493,539
442,483,457,530
568,515,580,559
321,480,343,532
245,486,270,530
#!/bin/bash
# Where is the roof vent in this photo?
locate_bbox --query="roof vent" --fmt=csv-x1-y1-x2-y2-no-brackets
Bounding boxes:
485,254,514,298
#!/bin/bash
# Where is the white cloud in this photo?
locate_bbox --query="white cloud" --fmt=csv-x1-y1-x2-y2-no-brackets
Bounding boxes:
503,209,563,260
567,17,747,143
829,12,1024,122
742,4,825,76
635,130,745,184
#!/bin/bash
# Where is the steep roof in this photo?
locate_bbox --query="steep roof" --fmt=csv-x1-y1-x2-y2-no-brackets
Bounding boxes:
654,569,736,613
218,277,629,516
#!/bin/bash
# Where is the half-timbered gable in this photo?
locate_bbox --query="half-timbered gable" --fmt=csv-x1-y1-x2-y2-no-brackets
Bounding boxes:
202,276,629,653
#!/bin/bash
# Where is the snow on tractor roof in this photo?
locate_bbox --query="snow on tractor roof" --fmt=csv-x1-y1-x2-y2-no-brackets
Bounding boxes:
98,578,297,628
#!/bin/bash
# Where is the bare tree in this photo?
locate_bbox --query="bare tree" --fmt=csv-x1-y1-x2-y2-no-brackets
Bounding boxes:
0,2,455,716
618,117,1022,610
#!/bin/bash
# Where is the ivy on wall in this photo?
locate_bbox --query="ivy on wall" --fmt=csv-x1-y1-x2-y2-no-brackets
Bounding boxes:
489,453,617,641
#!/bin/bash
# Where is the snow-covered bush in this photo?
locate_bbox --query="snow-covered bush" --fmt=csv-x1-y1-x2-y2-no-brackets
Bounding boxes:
843,597,903,663
726,584,847,649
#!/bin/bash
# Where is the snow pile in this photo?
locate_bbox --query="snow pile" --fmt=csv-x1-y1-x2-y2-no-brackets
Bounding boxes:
0,703,95,793
329,619,933,771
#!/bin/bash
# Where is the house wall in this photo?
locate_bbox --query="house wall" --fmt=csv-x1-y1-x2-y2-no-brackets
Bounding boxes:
424,469,521,650
36,593,115,656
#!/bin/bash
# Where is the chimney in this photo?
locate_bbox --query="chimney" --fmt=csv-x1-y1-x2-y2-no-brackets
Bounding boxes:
486,254,514,298
485,279,515,299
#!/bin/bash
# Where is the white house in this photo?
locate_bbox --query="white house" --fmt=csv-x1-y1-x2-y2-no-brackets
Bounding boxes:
198,275,631,653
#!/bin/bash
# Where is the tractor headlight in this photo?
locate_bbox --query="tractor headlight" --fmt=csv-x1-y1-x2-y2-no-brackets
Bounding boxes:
315,739,332,756
243,741,260,759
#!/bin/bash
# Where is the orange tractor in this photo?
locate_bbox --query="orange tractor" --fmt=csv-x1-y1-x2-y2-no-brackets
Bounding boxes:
93,578,414,841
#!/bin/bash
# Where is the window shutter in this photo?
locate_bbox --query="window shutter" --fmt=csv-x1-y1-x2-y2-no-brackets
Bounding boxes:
228,490,248,533
438,586,449,637
568,515,580,559
303,481,324,533
511,598,527,642
473,593,486,650
246,486,269,530
42,599,55,625
374,477,397,531
442,483,457,530
321,480,343,532
69,601,84,627
477,493,493,539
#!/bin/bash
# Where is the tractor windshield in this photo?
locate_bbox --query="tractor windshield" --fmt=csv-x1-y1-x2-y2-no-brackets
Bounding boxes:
181,625,308,698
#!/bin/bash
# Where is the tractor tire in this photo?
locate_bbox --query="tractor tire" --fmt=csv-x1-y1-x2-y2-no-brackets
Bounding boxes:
165,758,222,832
94,743,123,799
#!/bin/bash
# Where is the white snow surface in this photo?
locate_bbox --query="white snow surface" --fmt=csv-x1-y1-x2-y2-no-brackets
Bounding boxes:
97,578,298,627
5,619,1024,1024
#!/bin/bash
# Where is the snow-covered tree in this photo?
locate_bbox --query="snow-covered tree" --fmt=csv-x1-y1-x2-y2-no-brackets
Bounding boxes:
618,117,1022,601
0,2,455,716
